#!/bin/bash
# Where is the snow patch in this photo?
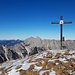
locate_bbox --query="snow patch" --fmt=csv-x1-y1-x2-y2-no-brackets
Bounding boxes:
69,50,75,54
48,59,56,62
20,61,36,70
58,58,66,62
49,70,56,75
0,71,2,74
39,70,50,75
8,69,20,75
33,65,42,71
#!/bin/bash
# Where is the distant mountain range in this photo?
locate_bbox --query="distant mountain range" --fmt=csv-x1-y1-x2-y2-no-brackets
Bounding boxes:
0,37,75,63
0,40,23,46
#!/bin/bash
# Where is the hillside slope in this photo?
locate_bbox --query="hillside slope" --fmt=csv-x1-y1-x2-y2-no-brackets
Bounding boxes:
0,49,75,75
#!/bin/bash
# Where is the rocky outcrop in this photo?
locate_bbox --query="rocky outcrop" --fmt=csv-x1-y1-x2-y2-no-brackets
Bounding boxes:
29,47,38,55
24,37,44,54
10,43,28,57
0,41,28,63
0,45,7,63
7,49,21,60
0,45,21,63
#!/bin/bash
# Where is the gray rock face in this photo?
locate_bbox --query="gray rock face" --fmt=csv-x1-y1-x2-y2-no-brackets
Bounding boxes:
0,42,28,63
11,43,27,57
7,49,21,60
29,47,38,55
24,37,75,53
0,45,21,63
24,37,44,54
0,45,7,63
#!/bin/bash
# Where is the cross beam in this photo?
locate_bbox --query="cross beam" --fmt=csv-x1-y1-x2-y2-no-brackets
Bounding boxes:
51,16,72,49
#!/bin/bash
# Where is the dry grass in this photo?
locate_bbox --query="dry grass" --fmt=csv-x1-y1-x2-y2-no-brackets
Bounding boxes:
20,64,39,75
47,62,56,70
44,52,52,58
64,51,70,55
0,68,5,75
55,53,62,58
42,71,49,75
36,61,43,66
0,66,13,75
16,65,22,70
25,50,75,75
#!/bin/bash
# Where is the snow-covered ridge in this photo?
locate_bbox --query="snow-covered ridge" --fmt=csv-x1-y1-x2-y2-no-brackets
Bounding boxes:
0,50,75,75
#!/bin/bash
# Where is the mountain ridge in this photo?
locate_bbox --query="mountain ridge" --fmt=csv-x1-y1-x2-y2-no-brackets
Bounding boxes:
0,37,75,63
0,39,23,46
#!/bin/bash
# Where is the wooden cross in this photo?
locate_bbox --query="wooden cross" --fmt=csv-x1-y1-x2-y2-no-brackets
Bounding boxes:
51,16,72,49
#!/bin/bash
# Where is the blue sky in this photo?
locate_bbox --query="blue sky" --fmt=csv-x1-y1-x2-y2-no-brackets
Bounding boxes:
0,0,75,40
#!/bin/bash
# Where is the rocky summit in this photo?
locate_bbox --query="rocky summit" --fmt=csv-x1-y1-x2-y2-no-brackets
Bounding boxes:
0,37,75,63
0,50,75,75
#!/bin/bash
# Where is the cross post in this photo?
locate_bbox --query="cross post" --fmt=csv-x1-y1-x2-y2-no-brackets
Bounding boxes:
51,16,72,49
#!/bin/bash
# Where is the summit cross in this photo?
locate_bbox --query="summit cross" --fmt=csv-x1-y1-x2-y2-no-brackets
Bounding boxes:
51,16,72,49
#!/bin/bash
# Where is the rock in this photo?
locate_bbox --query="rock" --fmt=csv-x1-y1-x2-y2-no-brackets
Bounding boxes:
0,45,7,63
7,49,21,60
0,45,22,63
29,47,38,56
8,42,28,58
0,53,7,63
